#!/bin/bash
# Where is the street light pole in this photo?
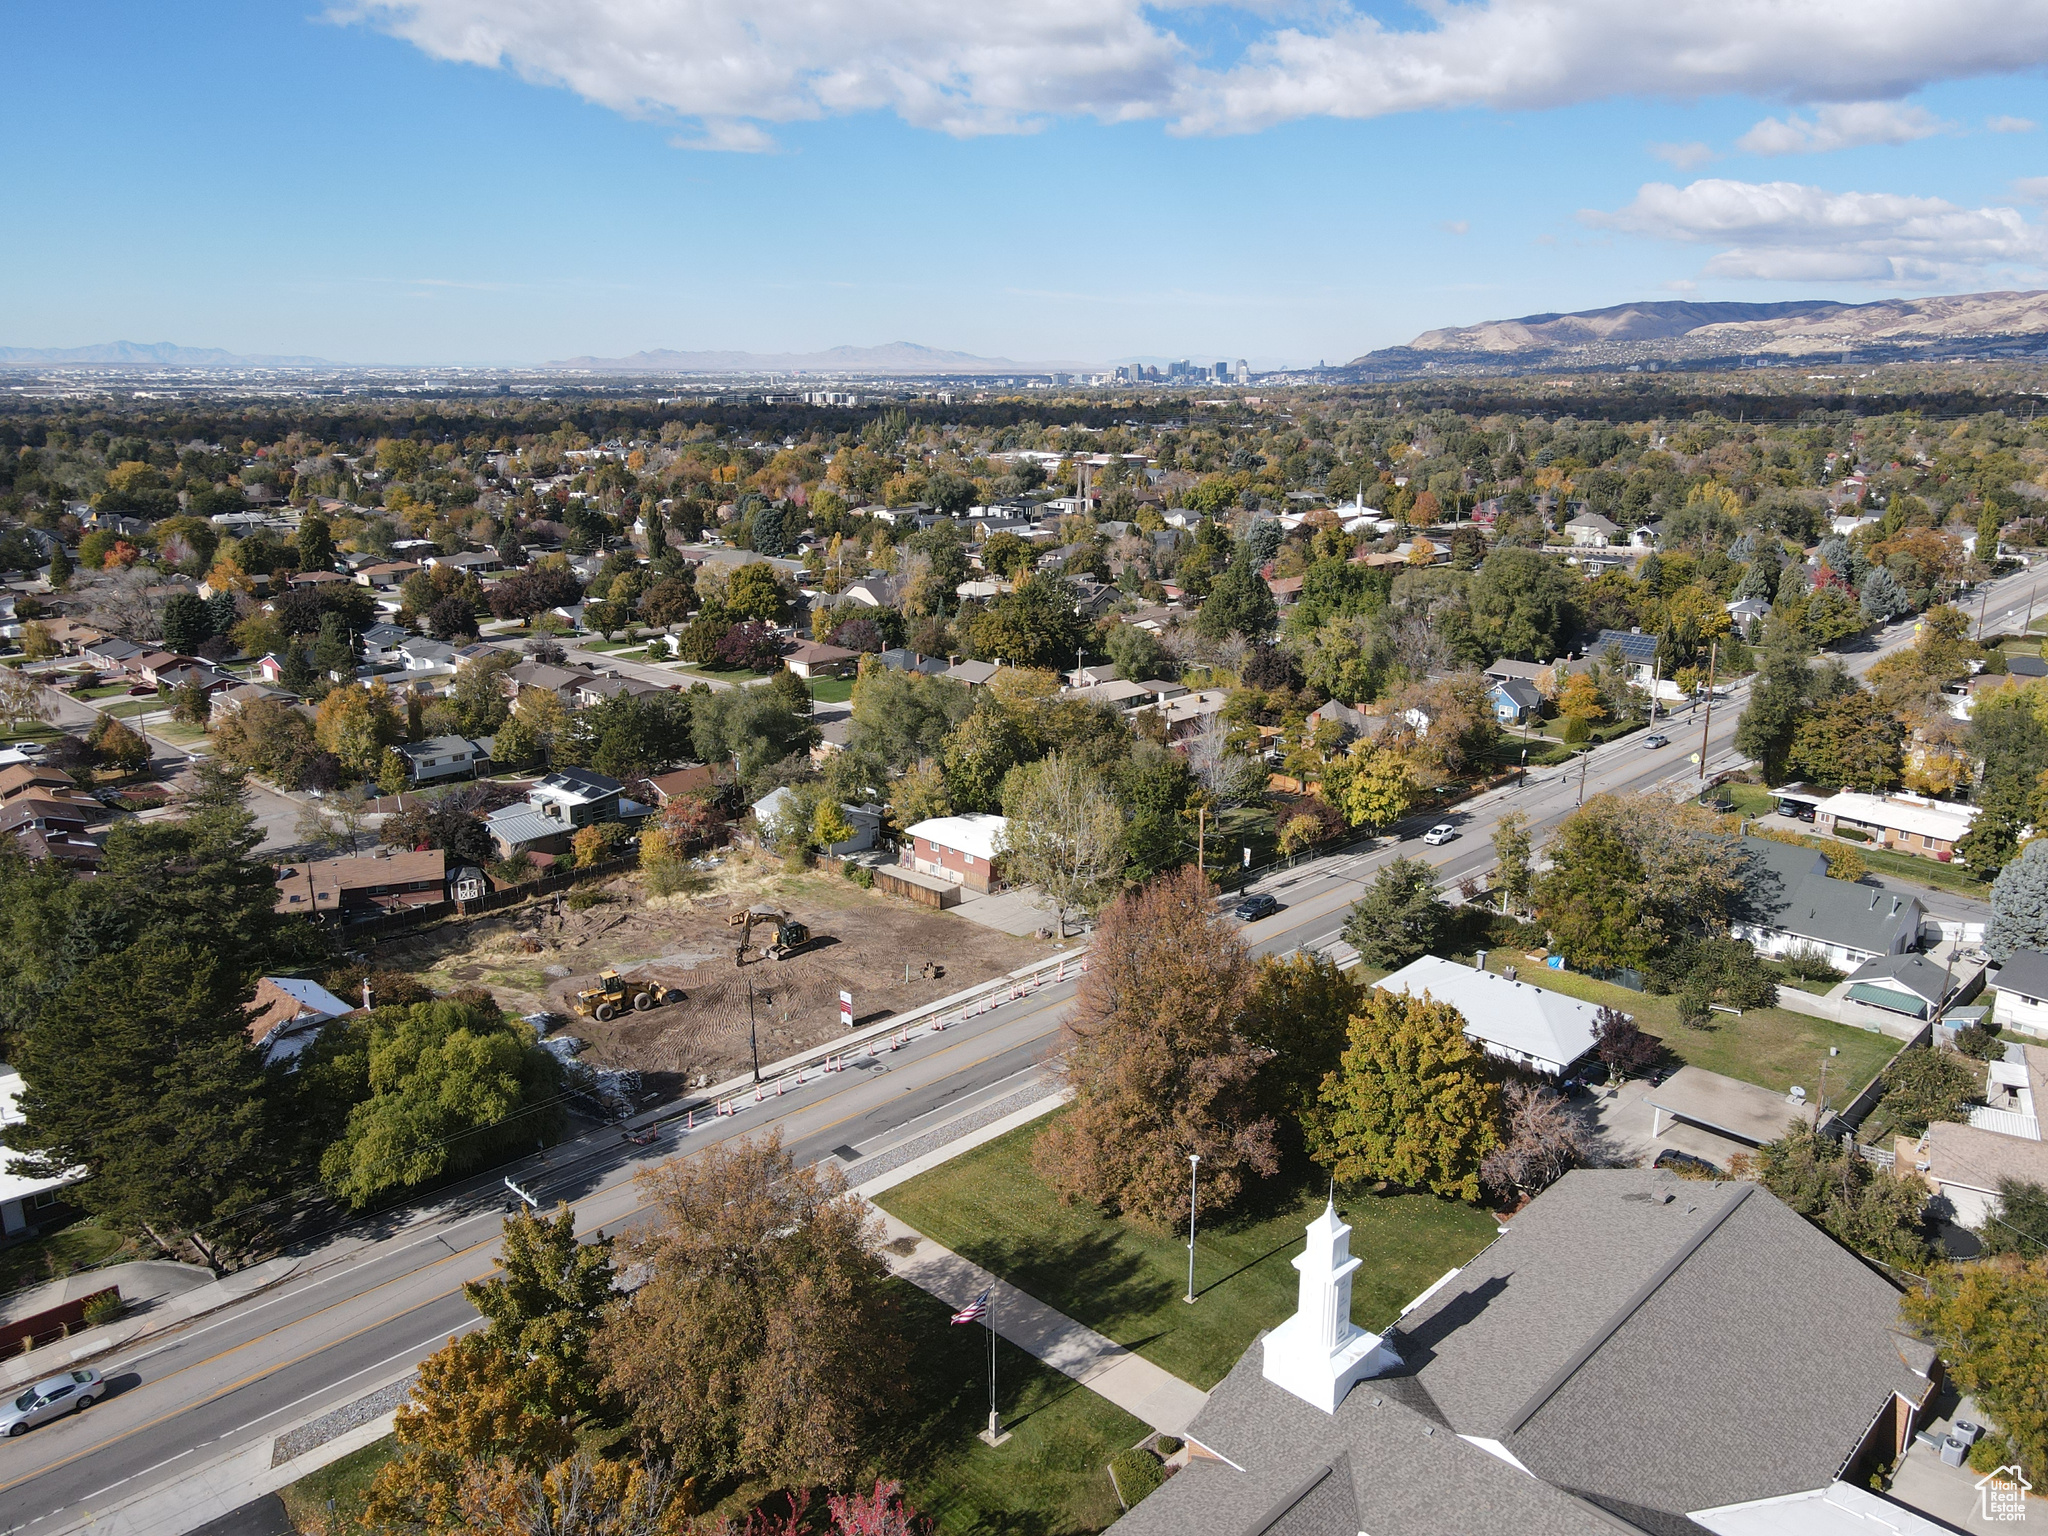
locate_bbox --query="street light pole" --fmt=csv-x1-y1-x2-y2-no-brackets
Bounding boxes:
1185,1154,1202,1304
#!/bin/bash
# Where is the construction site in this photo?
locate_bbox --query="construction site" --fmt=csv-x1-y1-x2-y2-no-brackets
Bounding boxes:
375,849,1051,1093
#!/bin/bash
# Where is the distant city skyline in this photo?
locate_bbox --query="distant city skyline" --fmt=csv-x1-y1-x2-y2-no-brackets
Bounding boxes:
6,3,2048,365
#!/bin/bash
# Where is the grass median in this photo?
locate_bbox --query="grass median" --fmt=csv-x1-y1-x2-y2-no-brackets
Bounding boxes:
875,1115,1499,1392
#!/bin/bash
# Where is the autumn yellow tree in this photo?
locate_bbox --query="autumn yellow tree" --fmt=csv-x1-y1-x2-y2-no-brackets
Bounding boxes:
315,681,403,778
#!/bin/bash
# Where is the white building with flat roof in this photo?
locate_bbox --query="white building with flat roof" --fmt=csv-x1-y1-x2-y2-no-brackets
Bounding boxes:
1373,955,1603,1076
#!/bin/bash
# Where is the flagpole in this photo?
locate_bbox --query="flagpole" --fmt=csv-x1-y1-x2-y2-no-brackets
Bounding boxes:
987,1290,1000,1442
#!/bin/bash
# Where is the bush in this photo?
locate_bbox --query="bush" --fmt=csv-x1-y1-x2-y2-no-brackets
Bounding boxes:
841,861,874,889
81,1291,125,1327
489,854,538,886
1109,1449,1165,1507
1955,1019,2007,1061
1835,826,1870,843
1779,947,1845,983
1560,715,1591,745
1155,1435,1183,1456
565,887,613,912
1873,1047,1980,1136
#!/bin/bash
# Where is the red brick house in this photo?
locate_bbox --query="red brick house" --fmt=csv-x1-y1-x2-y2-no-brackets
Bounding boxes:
900,814,1006,893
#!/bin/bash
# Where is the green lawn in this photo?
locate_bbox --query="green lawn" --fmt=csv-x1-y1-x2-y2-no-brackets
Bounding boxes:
808,675,856,704
75,682,135,700
0,1220,128,1298
875,1116,1500,1392
671,664,763,685
153,721,209,746
1716,782,1777,818
1468,950,1900,1097
1843,840,1990,899
97,698,159,719
280,1437,396,1535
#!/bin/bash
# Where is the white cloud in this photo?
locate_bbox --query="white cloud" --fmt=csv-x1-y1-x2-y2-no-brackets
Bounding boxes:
335,0,2048,144
1736,101,1950,155
1584,177,2046,282
2014,176,2048,204
1439,219,1471,235
1990,115,2039,133
1651,141,1715,170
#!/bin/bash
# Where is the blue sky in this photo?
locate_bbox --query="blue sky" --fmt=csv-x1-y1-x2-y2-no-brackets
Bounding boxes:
7,1,2048,366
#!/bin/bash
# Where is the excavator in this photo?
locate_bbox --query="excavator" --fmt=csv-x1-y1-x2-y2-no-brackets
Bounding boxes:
730,906,815,966
573,968,683,1022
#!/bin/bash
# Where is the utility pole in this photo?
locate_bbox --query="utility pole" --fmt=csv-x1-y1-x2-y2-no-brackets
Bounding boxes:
1695,641,1719,781
1185,1154,1202,1304
747,978,761,1083
1577,744,1591,806
1197,805,1206,878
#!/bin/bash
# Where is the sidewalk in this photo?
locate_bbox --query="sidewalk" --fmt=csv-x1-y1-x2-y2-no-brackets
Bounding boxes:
870,1208,1207,1437
0,1257,302,1391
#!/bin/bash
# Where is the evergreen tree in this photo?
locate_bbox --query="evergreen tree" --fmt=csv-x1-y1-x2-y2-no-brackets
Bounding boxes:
313,612,356,677
1341,857,1449,968
161,591,210,654
1195,543,1279,640
45,540,71,588
1858,566,1910,622
1961,771,2031,879
1987,838,2048,959
1734,618,1816,783
297,514,334,572
278,641,315,693
11,940,276,1246
204,589,239,639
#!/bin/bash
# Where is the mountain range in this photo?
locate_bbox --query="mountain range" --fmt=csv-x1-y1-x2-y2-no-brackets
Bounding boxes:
1344,290,2048,376
0,341,335,368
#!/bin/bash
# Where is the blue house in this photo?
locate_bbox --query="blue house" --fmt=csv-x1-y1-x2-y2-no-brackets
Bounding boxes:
1489,676,1543,724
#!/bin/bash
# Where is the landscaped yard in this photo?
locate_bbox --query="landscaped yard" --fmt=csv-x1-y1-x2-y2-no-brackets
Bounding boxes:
808,675,856,705
0,1219,129,1298
670,663,762,685
1469,950,1900,1096
1715,781,1777,818
876,1116,1501,1392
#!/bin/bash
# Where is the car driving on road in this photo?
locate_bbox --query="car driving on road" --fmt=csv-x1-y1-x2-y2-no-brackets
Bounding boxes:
1422,823,1457,845
1643,733,1669,748
1233,892,1278,922
3,1370,102,1436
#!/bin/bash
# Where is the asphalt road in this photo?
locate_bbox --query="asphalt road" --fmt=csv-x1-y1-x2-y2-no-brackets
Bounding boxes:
5,566,2031,1532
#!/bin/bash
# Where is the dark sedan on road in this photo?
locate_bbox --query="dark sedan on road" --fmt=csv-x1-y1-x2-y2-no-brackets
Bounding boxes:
1234,892,1279,922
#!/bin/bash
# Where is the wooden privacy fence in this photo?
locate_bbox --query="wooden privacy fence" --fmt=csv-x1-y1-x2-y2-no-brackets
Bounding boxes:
0,1286,120,1356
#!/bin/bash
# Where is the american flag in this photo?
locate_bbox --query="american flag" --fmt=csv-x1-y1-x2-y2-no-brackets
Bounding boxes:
951,1287,991,1325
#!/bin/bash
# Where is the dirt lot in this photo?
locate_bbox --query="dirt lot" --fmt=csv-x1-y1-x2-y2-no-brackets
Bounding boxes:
373,850,1050,1089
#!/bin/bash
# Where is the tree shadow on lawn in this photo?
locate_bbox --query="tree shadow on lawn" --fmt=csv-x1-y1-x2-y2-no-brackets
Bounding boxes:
940,1224,1177,1336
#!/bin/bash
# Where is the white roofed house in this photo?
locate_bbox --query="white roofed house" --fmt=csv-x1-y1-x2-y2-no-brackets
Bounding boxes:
1563,510,1620,547
1374,955,1603,1076
1812,791,1978,861
396,735,489,785
900,813,1006,893
0,1065,87,1237
243,977,357,1066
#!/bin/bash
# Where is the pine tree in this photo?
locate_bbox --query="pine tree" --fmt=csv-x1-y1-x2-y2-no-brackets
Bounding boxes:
1987,838,2048,959
1341,857,1448,968
45,540,71,588
10,941,276,1246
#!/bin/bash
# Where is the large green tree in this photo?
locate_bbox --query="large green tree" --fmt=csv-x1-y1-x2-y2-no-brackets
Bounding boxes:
1341,856,1448,968
965,576,1086,669
1319,988,1501,1202
996,753,1127,936
1195,544,1279,640
1465,548,1581,662
465,1204,616,1421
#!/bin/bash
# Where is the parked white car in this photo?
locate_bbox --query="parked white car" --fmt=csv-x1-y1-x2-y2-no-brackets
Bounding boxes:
1422,823,1457,846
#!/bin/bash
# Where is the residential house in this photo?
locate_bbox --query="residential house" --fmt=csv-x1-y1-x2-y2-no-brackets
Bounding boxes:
153,661,235,697
482,803,572,861
1482,657,1550,688
874,648,947,677
1066,679,1155,712
900,813,1006,893
1731,836,1924,972
525,767,627,830
396,735,489,785
1840,950,1959,1020
1812,791,1978,860
1109,1168,1945,1536
0,765,87,806
1564,510,1620,547
1065,664,1119,689
645,764,720,806
1907,1043,2048,1227
421,550,500,576
0,1064,87,1237
353,560,419,590
0,798,95,840
1727,596,1771,628
5,823,103,873
1586,628,1660,689
942,658,1001,687
503,660,590,702
358,622,411,662
1305,699,1374,743
1488,676,1543,725
2007,654,2048,681
752,785,880,855
1991,948,2048,1039
244,976,356,1066
840,574,901,609
570,673,666,708
1143,688,1231,745
1629,519,1664,550
80,636,146,673
286,570,348,592
273,848,450,919
209,681,298,726
784,640,859,680
395,636,459,676
1375,956,1601,1076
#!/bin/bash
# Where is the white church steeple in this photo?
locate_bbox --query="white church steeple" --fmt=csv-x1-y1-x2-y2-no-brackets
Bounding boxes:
1261,1197,1401,1413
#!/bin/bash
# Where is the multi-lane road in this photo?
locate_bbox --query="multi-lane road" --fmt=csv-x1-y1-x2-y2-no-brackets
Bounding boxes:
2,565,2033,1534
